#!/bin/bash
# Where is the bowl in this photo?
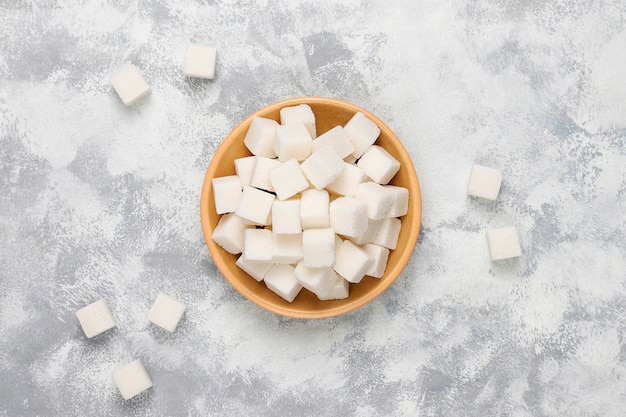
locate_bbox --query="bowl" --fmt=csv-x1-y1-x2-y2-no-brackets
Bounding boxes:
200,97,422,319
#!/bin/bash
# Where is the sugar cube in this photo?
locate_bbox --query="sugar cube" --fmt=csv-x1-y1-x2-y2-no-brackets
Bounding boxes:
268,158,309,200
274,123,313,161
234,156,257,187
326,163,367,197
110,64,151,106
333,240,372,283
272,233,304,264
212,175,242,215
355,182,395,220
263,264,303,302
486,226,521,261
348,217,382,245
294,262,338,299
302,228,336,267
318,276,350,300
113,359,153,400
250,156,281,192
236,186,275,225
271,199,302,234
312,125,354,159
147,292,186,332
280,104,316,139
344,112,380,158
76,299,116,338
211,213,248,254
183,44,217,79
244,117,279,158
300,146,345,189
467,164,503,200
357,145,401,184
384,185,409,217
373,217,402,250
242,228,273,262
300,189,329,229
329,197,368,237
236,255,273,281
362,244,390,278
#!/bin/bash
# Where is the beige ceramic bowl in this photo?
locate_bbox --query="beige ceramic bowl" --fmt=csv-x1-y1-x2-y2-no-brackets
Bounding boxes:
200,97,422,319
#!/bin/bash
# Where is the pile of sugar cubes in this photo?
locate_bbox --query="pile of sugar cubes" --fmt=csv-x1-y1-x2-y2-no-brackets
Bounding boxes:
75,293,186,399
211,104,409,302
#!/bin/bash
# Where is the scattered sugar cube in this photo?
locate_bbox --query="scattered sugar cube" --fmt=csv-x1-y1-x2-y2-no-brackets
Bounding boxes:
268,158,309,200
272,233,303,264
244,117,279,158
326,163,367,197
271,199,302,234
236,255,273,281
212,175,242,215
263,264,302,302
355,182,395,220
302,228,336,267
242,228,273,263
348,218,382,245
362,244,390,278
110,64,151,106
384,185,409,217
333,240,372,284
274,123,313,161
343,112,381,158
183,44,217,79
300,146,346,190
280,104,316,138
211,213,248,254
312,125,354,158
300,189,329,229
147,292,186,332
236,186,275,225
357,145,401,185
373,217,402,250
294,262,338,299
486,226,521,261
234,156,257,187
113,359,153,400
329,197,368,237
467,164,503,200
250,156,281,192
318,276,350,300
76,299,116,338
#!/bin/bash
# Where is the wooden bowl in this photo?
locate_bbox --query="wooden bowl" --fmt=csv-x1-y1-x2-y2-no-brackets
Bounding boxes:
200,97,422,319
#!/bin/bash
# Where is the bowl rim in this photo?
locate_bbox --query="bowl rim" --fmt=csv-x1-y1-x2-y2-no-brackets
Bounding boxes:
200,96,422,319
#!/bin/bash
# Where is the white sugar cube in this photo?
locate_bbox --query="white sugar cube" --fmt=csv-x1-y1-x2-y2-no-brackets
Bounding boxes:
344,112,380,158
357,145,400,184
263,264,302,302
280,104,316,139
300,189,329,229
274,123,313,161
110,64,151,106
326,163,367,197
348,218,382,245
300,146,345,189
486,226,521,261
250,156,281,192
211,213,248,254
333,240,372,284
272,233,303,264
243,228,273,262
355,182,394,220
244,117,279,158
234,156,257,187
467,164,503,200
302,228,336,267
183,44,217,79
312,126,354,158
76,299,116,338
294,262,338,299
373,217,402,250
113,360,153,400
212,175,242,214
384,185,409,217
318,276,350,300
271,199,302,234
147,292,186,332
268,158,309,200
236,255,273,281
329,197,368,237
362,244,390,278
236,186,275,225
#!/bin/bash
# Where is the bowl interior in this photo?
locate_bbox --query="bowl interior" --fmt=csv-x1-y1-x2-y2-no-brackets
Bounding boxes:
200,97,422,319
